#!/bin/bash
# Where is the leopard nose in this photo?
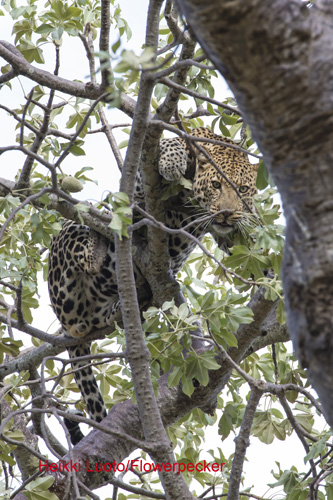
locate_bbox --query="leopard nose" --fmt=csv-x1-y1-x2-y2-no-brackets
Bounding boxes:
220,209,234,220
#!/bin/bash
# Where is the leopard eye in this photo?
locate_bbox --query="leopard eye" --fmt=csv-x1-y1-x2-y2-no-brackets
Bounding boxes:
239,185,249,194
212,181,221,189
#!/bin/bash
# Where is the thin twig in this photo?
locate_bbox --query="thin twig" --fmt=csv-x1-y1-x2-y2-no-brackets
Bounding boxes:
54,93,107,169
154,120,261,159
16,46,60,189
153,56,215,79
110,477,166,499
9,470,43,500
159,76,241,115
0,406,155,452
20,88,34,147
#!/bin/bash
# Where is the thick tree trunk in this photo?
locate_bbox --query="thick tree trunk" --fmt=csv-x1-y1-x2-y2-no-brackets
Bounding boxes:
175,0,333,425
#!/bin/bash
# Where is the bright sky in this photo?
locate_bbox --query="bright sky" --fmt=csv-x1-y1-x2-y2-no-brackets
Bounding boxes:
0,2,319,498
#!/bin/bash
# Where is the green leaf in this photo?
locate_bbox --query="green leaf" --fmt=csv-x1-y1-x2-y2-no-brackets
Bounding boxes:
0,451,16,466
114,49,139,72
0,338,23,357
10,6,34,19
218,402,244,439
168,365,183,388
117,493,127,500
215,328,238,348
219,120,230,137
200,290,216,309
112,37,121,54
109,213,123,238
305,433,331,463
51,26,64,41
222,114,238,125
35,23,54,35
18,40,45,64
276,300,286,324
268,468,299,493
185,357,209,386
139,46,155,68
112,191,130,205
181,376,195,397
256,160,270,189
159,27,170,35
25,476,55,492
69,144,85,156
178,302,189,320
326,484,333,500
252,410,287,444
24,476,59,500
184,352,220,388
3,427,25,442
295,413,314,433
207,102,217,116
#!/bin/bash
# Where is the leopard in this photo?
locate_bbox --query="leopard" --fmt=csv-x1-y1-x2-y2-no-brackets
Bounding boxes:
47,127,258,443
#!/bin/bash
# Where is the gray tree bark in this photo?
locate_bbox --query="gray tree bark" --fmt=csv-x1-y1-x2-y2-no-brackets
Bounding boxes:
175,0,333,426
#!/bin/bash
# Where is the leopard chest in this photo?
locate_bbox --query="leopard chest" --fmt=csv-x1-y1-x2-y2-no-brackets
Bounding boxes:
165,208,205,273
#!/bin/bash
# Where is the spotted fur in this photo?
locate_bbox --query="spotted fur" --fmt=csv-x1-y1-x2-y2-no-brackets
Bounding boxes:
188,128,258,237
48,127,258,441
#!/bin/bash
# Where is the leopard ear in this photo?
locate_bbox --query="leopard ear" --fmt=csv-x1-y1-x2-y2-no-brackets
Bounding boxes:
196,152,212,170
252,162,259,172
197,152,207,162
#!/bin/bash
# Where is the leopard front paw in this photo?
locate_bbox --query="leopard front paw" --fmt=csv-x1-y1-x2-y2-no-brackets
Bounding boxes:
159,138,187,181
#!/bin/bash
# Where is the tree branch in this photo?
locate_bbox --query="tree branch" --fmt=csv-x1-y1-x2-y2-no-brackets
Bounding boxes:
0,398,41,481
0,40,138,118
99,0,112,89
156,31,196,121
115,1,196,498
227,386,263,500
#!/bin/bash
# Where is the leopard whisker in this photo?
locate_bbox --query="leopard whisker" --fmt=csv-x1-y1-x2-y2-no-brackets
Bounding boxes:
236,216,258,237
182,210,209,225
183,212,214,231
236,220,248,238
241,212,260,227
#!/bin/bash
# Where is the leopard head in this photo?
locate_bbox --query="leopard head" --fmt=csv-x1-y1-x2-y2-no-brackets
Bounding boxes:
192,134,258,236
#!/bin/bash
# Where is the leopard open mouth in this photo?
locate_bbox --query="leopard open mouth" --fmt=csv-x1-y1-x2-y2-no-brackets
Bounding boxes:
212,221,234,235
